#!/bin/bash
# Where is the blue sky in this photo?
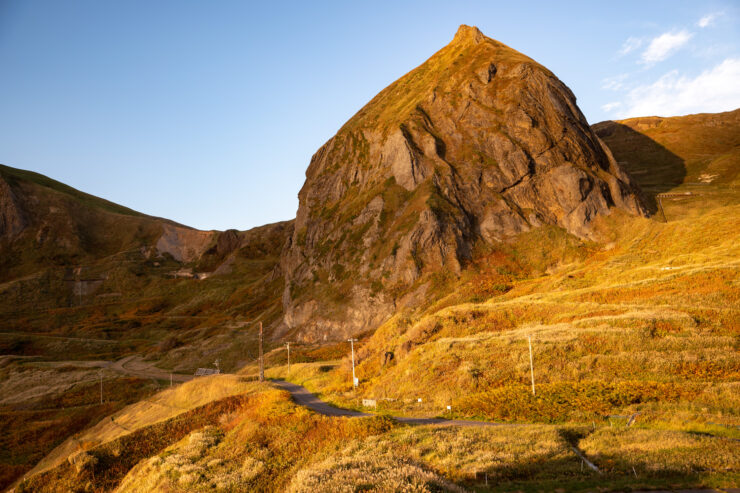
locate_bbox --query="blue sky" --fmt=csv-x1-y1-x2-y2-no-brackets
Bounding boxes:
1,1,738,230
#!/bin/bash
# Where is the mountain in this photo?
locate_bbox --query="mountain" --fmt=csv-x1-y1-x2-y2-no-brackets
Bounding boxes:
0,163,291,368
280,25,646,342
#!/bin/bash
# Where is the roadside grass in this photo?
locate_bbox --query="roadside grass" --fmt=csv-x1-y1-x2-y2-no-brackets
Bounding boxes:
17,379,740,492
115,387,400,492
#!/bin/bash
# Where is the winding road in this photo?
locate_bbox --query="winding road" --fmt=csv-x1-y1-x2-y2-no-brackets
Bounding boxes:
271,380,498,427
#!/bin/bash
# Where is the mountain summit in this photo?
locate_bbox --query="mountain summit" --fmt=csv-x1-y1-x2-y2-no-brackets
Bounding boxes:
280,25,646,341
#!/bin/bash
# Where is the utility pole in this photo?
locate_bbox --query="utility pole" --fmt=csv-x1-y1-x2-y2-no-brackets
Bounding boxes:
348,338,358,388
657,196,667,222
99,370,103,404
258,321,264,382
77,268,82,306
528,335,536,396
286,342,291,375
170,372,173,387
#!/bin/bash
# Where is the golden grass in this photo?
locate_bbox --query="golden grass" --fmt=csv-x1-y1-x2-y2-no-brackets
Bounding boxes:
25,374,255,480
18,380,740,492
580,427,740,487
268,205,740,436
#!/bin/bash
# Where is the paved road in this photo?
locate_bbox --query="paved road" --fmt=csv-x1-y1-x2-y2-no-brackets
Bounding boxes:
271,380,498,427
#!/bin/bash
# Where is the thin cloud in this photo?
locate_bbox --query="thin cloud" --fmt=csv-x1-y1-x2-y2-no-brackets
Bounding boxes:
602,102,622,112
698,12,721,28
641,30,693,64
602,74,629,91
619,37,643,56
613,58,740,118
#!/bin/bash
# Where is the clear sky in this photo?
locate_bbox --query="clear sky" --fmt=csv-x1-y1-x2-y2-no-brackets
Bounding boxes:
1,1,738,231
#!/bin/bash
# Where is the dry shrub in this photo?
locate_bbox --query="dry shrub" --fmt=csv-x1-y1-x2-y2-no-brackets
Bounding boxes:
454,381,699,423
287,446,465,493
68,451,97,474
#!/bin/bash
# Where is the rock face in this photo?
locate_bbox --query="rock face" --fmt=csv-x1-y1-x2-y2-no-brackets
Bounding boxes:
0,175,27,239
156,223,217,263
280,25,646,341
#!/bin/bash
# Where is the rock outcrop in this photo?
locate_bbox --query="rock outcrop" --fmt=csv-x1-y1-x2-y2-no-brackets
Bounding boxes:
281,25,646,341
156,224,217,263
0,175,27,239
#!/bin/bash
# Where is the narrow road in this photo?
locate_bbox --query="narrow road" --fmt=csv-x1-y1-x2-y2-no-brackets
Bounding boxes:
271,380,498,427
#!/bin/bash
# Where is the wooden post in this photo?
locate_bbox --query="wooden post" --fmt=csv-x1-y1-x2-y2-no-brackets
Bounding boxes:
286,342,290,376
657,196,667,222
348,339,358,388
528,335,536,396
258,321,264,382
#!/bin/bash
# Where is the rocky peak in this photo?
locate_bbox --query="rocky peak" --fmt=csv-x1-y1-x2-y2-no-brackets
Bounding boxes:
452,24,485,45
280,26,647,342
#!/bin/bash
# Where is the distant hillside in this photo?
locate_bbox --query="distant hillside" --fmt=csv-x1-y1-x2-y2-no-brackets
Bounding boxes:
0,162,292,367
593,108,740,216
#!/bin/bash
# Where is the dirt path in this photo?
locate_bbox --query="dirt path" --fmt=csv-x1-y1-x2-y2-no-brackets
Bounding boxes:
0,331,118,343
271,380,498,427
106,355,194,382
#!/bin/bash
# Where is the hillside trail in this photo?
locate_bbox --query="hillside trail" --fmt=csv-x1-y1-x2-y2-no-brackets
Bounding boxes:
271,380,498,427
106,355,193,382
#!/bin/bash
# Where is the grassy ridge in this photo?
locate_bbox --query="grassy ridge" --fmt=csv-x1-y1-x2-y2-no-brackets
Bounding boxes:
1,163,147,219
0,373,157,491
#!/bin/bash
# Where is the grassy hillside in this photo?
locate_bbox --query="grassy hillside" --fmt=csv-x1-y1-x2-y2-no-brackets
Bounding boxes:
0,164,150,219
0,164,292,489
16,207,740,491
268,203,739,430
18,380,739,492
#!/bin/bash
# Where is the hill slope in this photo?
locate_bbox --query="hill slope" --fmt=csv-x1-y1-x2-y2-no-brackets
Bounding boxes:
0,164,291,488
593,108,740,217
